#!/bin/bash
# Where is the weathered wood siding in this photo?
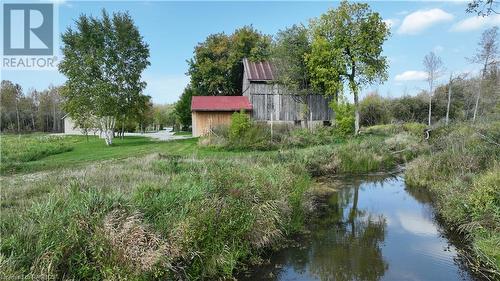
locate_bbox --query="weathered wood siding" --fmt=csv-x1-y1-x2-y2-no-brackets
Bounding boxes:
243,82,333,122
192,111,242,137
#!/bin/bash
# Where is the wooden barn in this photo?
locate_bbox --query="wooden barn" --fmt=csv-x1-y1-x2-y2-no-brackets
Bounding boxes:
191,96,252,137
242,58,333,127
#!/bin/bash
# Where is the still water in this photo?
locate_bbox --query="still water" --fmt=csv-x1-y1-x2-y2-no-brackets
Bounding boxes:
240,175,475,281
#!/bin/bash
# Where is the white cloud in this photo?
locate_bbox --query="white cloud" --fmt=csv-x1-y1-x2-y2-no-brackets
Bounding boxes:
395,71,428,81
451,14,500,32
143,74,190,104
398,9,454,35
397,212,438,236
433,45,444,53
383,18,400,29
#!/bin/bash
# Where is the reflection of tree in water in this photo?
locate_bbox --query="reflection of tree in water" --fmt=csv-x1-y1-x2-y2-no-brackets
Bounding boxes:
289,184,388,281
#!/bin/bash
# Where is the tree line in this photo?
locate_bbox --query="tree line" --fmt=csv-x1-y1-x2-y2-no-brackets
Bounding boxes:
176,1,498,133
0,82,64,133
176,1,391,134
0,80,177,134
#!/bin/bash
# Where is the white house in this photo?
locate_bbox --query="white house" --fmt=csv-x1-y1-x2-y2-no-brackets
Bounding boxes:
62,114,101,135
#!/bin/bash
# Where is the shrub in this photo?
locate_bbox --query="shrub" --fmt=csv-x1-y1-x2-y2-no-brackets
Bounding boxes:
405,121,500,277
359,93,391,126
229,110,251,140
331,101,355,136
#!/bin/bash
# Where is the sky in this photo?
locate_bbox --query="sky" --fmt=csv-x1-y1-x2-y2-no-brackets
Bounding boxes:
1,0,499,104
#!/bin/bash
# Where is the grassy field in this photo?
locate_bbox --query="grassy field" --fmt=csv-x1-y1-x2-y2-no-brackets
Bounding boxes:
1,124,498,280
0,134,265,175
1,130,419,280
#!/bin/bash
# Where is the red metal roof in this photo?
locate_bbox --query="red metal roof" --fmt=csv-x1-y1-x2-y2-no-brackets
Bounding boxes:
243,58,275,81
191,96,253,111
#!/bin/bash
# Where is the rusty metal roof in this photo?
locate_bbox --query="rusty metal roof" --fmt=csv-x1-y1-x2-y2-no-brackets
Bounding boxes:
243,58,275,81
191,96,253,111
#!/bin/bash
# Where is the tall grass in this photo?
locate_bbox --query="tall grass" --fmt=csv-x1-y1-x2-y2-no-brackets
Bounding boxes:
0,153,310,280
0,134,75,173
405,121,500,279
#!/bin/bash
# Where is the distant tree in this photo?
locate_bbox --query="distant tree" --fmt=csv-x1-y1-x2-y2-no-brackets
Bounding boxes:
359,93,390,126
59,10,150,145
469,26,498,122
307,1,390,134
188,26,271,96
467,0,499,16
175,86,195,130
271,24,313,125
423,51,444,126
0,81,22,132
272,24,311,94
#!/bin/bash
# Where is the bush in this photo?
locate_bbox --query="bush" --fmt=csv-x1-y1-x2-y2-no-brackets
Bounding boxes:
359,93,391,126
331,102,355,136
229,110,251,140
405,121,500,277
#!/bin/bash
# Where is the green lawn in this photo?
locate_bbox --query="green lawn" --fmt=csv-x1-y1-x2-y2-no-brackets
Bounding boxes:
173,131,192,136
0,134,267,175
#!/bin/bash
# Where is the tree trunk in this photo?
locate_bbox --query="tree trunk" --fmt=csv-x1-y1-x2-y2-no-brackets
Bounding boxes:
31,113,35,131
100,116,115,146
473,80,481,122
15,100,20,134
52,101,56,132
446,74,452,125
428,90,432,126
353,88,360,135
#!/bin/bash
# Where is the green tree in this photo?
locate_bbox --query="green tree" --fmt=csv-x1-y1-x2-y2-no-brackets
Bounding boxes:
272,24,311,94
307,1,390,134
359,93,390,126
175,86,195,130
271,25,313,124
0,81,22,132
59,10,150,145
188,26,271,96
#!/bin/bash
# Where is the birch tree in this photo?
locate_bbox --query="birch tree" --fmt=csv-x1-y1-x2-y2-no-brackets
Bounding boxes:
470,26,498,122
423,52,444,126
59,10,150,145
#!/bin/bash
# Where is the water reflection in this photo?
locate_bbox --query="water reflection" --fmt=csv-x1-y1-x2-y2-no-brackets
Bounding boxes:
239,175,474,281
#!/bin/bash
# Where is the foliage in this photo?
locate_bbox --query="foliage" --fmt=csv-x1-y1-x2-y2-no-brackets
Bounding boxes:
307,0,390,133
331,101,355,136
59,10,150,145
423,51,444,126
359,93,390,126
405,121,500,277
271,24,311,94
229,110,252,140
0,81,64,133
174,86,195,130
188,26,271,96
202,123,344,151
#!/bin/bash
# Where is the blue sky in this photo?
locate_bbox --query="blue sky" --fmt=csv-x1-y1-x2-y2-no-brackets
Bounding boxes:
2,1,499,104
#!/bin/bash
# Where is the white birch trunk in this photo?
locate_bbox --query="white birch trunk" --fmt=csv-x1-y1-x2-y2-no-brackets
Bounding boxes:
100,116,116,146
446,74,452,125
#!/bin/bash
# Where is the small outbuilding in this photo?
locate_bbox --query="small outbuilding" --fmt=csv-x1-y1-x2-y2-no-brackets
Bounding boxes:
191,96,252,137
